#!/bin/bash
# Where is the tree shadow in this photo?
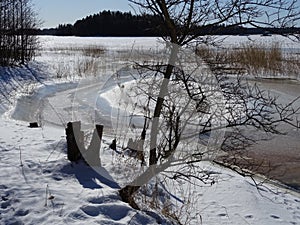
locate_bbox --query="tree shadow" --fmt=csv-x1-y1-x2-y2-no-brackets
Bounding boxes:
60,161,120,189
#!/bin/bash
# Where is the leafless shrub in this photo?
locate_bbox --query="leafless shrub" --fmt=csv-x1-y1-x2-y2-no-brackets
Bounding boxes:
117,0,300,213
0,0,39,66
54,62,70,79
75,57,98,77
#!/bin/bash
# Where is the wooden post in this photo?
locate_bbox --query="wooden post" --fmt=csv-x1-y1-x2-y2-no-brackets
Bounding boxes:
66,121,84,162
66,122,103,166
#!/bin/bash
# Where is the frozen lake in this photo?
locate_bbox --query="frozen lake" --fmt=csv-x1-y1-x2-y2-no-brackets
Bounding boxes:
1,35,300,225
13,35,300,191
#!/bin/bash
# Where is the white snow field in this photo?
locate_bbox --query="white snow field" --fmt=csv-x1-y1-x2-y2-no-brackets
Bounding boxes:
0,35,299,225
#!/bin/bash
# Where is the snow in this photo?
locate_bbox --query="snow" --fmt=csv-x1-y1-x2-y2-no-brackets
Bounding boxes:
168,163,300,225
0,35,300,225
0,117,171,225
215,34,300,51
39,36,165,51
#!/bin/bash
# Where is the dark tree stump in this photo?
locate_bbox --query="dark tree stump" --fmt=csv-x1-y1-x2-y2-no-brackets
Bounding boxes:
66,121,84,162
29,122,39,128
66,122,104,166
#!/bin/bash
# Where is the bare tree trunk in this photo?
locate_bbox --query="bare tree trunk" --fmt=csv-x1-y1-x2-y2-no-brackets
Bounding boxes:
119,160,172,209
149,44,179,165
121,0,300,212
119,186,140,210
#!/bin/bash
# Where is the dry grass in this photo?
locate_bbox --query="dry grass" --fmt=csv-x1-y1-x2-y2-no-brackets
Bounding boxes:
75,57,98,77
82,46,105,58
53,57,100,79
50,45,106,79
196,42,300,78
230,42,283,74
196,45,229,65
49,45,105,57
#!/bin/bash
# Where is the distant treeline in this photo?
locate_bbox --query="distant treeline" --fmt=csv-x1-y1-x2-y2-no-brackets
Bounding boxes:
40,11,161,36
38,10,300,37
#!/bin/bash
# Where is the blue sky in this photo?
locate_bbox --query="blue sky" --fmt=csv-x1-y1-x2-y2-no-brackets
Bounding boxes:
33,0,299,29
32,0,132,28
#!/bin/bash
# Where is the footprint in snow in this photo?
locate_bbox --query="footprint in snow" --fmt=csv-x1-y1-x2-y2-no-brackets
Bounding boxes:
245,215,254,219
270,215,280,219
80,204,131,220
51,175,63,181
0,185,8,190
1,190,12,210
80,205,100,217
88,195,121,204
15,209,29,217
1,200,10,209
68,211,89,221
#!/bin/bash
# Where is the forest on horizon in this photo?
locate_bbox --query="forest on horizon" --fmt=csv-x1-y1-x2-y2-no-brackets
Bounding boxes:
39,10,300,37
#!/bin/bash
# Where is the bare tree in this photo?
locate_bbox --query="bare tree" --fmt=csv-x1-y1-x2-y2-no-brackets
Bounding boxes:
0,0,39,66
116,0,300,211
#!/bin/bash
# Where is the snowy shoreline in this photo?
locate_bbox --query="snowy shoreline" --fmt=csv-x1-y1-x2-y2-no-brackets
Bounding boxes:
0,35,300,224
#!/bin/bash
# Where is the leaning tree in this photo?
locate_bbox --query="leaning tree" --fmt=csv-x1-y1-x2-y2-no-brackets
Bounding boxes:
114,0,300,212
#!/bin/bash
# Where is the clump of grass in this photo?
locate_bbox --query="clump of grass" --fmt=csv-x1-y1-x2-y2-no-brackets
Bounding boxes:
82,46,105,58
49,45,105,57
50,45,105,78
54,62,70,79
75,57,98,77
195,45,215,60
284,53,300,79
230,42,283,74
196,41,299,78
53,57,100,79
196,45,231,65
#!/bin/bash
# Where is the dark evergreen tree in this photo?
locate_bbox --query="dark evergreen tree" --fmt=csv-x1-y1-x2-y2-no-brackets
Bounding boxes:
55,10,162,36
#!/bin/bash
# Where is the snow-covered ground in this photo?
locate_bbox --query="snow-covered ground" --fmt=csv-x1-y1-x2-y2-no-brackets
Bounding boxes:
0,35,300,225
217,35,300,50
